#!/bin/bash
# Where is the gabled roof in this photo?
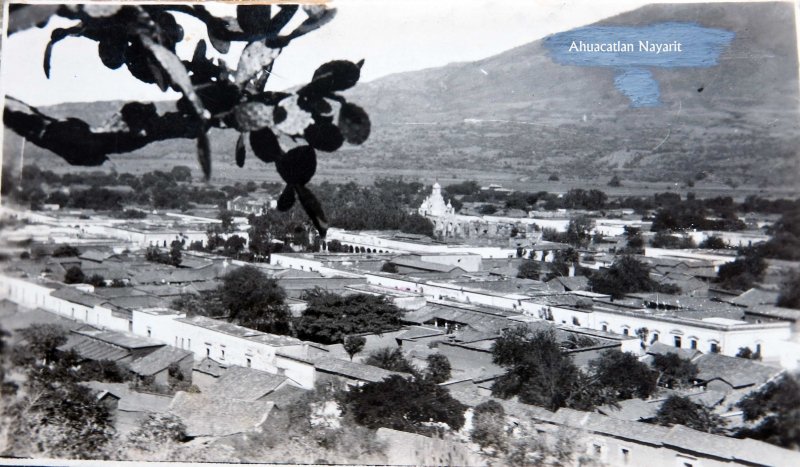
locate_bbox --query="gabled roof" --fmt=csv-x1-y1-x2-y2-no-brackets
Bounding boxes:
83,381,172,413
597,398,659,422
58,335,131,361
396,326,445,341
747,305,800,322
169,392,274,437
194,357,227,377
50,286,106,307
549,275,590,292
646,342,702,359
166,267,221,284
728,288,780,308
390,257,464,273
79,249,113,263
210,366,288,401
103,294,167,311
314,357,405,383
694,353,782,389
129,346,192,376
74,327,164,350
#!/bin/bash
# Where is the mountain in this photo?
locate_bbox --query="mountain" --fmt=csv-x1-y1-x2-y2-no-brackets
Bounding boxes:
341,1,800,188
5,2,800,190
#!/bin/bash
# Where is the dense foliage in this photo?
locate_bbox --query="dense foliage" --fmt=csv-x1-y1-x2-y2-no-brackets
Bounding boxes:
5,4,372,236
471,400,508,454
294,289,404,344
777,270,800,309
589,256,659,299
423,353,452,384
219,265,291,334
491,327,609,411
738,372,800,449
588,349,658,400
364,347,417,374
340,375,466,435
342,335,366,361
714,250,767,291
517,260,540,279
651,353,698,389
651,395,726,434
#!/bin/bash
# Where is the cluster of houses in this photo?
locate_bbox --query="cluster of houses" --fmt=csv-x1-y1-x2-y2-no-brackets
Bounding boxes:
1,197,799,465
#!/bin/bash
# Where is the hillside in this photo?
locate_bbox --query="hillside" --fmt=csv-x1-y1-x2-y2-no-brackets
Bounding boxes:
4,2,800,190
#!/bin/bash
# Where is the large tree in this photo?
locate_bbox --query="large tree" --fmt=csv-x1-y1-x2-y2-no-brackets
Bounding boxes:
777,270,800,309
588,350,658,400
715,250,767,291
517,260,540,280
219,265,291,334
4,4,372,237
738,372,800,449
16,324,69,365
651,353,698,389
294,289,404,344
471,400,508,454
423,354,452,384
651,395,726,434
490,327,608,411
340,375,466,435
589,256,657,299
364,347,417,374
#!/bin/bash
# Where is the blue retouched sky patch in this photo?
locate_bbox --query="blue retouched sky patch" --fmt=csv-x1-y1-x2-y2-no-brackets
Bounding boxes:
544,22,735,107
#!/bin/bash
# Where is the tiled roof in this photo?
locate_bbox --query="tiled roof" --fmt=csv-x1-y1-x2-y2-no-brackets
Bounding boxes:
314,357,405,383
391,257,462,273
694,353,782,388
83,381,172,413
728,288,780,308
746,305,800,322
646,342,702,360
74,327,164,350
58,335,130,361
551,275,590,292
194,357,227,377
79,249,113,262
403,304,512,333
50,287,106,307
129,346,192,376
597,398,659,421
104,294,168,311
169,392,274,437
210,366,287,401
176,315,262,338
500,397,800,464
396,326,445,341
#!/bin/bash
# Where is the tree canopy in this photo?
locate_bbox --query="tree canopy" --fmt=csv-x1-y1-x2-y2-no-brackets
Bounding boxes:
588,350,658,400
364,347,417,374
589,256,657,299
64,266,86,285
516,260,540,280
294,289,404,344
777,270,800,310
737,372,800,449
339,375,466,435
490,327,607,411
343,335,366,361
715,250,767,291
423,354,452,384
219,265,291,334
651,353,698,389
651,395,726,434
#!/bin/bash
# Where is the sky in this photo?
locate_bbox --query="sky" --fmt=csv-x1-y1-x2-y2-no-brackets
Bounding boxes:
0,0,792,106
